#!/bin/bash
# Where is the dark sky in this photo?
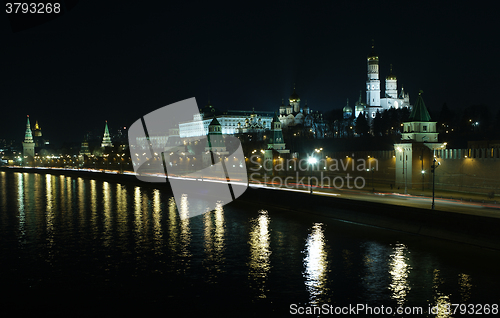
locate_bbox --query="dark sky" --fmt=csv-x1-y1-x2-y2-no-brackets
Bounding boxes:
1,0,499,145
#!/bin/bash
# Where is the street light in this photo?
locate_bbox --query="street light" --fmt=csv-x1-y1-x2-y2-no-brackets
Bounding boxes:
431,158,441,210
366,167,375,191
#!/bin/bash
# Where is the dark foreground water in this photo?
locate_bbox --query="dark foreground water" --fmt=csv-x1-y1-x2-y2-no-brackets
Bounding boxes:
0,171,499,317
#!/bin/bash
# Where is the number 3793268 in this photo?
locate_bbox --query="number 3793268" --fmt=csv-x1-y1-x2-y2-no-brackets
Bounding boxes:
6,3,61,14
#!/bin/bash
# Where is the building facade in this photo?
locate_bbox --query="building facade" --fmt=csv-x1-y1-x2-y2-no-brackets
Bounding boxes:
394,92,444,190
179,101,274,138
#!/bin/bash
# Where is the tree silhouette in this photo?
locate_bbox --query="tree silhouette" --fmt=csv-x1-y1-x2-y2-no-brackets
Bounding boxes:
355,112,370,136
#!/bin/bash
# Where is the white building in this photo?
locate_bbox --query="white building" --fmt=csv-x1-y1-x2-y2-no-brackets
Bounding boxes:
179,101,273,138
345,43,411,121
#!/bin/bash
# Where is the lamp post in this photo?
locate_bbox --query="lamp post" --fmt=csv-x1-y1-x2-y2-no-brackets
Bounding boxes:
431,158,440,210
421,169,425,191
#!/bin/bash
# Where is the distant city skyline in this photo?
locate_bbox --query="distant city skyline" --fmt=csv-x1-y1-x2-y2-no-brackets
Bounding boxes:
1,1,498,143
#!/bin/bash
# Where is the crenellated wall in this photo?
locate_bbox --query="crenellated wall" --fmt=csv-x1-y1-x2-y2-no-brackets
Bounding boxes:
323,147,500,195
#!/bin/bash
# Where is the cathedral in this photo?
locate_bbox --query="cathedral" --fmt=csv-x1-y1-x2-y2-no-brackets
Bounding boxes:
344,42,411,120
278,86,316,128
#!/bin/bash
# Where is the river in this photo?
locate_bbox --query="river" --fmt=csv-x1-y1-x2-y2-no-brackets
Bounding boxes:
0,170,499,316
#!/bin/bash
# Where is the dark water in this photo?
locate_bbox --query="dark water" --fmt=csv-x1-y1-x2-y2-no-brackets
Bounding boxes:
0,171,499,317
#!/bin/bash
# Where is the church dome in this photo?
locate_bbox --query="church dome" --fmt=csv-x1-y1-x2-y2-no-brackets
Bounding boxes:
367,40,378,61
289,89,300,101
343,105,353,113
386,64,396,80
355,104,365,112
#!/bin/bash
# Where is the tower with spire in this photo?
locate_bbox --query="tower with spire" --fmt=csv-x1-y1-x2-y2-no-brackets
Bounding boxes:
290,84,301,113
101,121,113,148
32,120,44,148
267,113,289,153
401,91,438,142
394,91,445,190
366,40,381,109
203,117,229,169
22,115,35,165
33,120,42,137
361,41,411,123
385,64,397,98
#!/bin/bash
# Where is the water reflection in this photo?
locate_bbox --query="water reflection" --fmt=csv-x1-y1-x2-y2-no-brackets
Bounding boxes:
66,176,72,213
103,181,112,247
0,172,6,226
45,174,55,245
342,249,353,276
178,194,192,261
388,243,411,305
0,170,497,313
17,173,25,241
303,222,328,304
0,171,6,205
203,201,225,282
248,210,271,298
432,269,452,318
90,179,97,235
116,184,128,244
78,178,85,228
152,189,163,254
134,187,144,247
165,194,192,273
168,196,179,254
458,273,472,303
59,175,65,209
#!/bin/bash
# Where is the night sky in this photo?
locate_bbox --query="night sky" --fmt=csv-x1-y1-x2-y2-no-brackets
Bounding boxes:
1,0,499,145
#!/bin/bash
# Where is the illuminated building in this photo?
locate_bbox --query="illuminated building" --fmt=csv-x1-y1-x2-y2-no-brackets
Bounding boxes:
344,42,411,121
101,121,113,148
22,115,35,164
203,117,229,169
267,113,289,154
394,92,444,190
80,135,91,156
179,101,273,138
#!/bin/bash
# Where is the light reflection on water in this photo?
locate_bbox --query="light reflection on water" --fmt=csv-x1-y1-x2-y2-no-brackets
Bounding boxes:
433,269,452,318
458,273,473,303
203,201,225,282
248,209,271,298
0,171,499,315
17,173,25,241
303,223,328,304
389,243,411,305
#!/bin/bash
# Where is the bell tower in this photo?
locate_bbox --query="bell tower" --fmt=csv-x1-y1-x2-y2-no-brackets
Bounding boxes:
366,40,381,108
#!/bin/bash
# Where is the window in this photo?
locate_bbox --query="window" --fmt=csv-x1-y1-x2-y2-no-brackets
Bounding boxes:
423,126,427,131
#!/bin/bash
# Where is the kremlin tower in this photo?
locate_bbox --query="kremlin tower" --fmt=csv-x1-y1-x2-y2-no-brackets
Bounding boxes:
101,121,113,148
22,115,35,165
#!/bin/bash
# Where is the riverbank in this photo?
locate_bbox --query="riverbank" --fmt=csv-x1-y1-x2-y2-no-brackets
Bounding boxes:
2,166,499,251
